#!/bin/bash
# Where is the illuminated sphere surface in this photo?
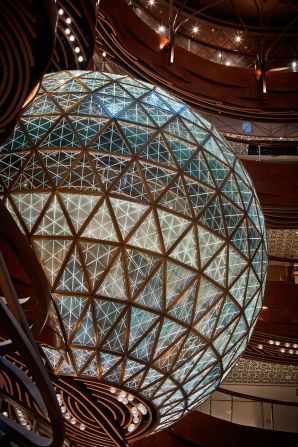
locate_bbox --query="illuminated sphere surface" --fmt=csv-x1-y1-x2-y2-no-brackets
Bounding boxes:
0,71,267,430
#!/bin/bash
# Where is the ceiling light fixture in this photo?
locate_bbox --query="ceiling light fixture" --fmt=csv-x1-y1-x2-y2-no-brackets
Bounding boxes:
192,26,199,34
65,28,70,35
158,24,165,33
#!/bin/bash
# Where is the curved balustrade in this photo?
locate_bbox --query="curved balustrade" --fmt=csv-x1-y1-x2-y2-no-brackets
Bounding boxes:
197,386,298,433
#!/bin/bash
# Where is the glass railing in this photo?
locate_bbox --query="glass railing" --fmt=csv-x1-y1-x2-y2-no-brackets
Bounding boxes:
197,387,298,433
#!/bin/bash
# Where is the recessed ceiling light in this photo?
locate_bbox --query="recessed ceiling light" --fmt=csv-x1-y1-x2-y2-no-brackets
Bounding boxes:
193,26,199,34
69,35,75,41
75,47,80,53
66,18,72,24
148,0,155,5
58,8,64,15
78,55,83,62
235,35,242,43
159,24,165,33
65,28,70,35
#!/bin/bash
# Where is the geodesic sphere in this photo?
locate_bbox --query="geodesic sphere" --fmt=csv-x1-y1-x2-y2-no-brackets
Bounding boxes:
0,71,267,430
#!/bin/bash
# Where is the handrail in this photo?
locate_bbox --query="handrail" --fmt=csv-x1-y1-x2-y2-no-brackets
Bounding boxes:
217,387,298,407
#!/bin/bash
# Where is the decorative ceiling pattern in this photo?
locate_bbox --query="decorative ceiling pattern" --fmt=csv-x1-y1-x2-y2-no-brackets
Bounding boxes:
0,71,267,432
224,358,298,385
267,229,298,259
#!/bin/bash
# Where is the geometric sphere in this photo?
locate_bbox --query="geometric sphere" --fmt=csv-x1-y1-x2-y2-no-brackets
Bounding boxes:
0,71,267,431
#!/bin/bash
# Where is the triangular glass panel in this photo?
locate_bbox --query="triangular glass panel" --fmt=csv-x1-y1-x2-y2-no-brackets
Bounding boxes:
10,192,50,232
119,122,156,153
42,347,61,370
214,297,240,336
230,220,249,258
61,193,99,233
128,307,159,349
237,176,253,209
140,134,176,167
225,316,247,352
101,314,127,353
198,226,225,267
12,153,52,190
0,123,30,152
97,94,134,116
183,120,210,144
130,324,160,361
141,368,164,389
55,245,88,293
90,122,131,155
185,179,214,216
69,116,108,146
99,82,132,98
72,348,94,372
81,356,98,377
135,266,163,310
0,152,29,187
33,238,72,286
221,197,243,235
154,337,185,372
140,162,176,201
170,227,197,268
123,359,145,381
140,103,173,127
194,276,223,321
114,162,148,201
117,102,155,126
158,209,190,251
195,300,222,339
165,134,197,167
71,305,95,346
247,221,262,258
99,352,121,376
159,176,192,216
201,196,226,236
82,200,118,241
55,295,87,339
80,242,118,291
21,116,58,145
70,93,110,116
153,318,185,359
23,94,60,115
165,117,196,143
94,299,125,342
140,90,172,111
221,173,243,208
245,268,260,305
35,195,72,236
104,364,122,382
166,261,196,308
128,211,161,253
205,153,230,186
58,359,74,374
54,78,89,92
229,268,248,307
62,153,101,192
40,118,80,147
110,197,148,239
204,136,228,164
168,282,197,324
90,153,131,191
50,93,86,111
39,150,79,186
228,246,247,286
184,151,215,187
204,245,227,287
126,249,160,297
97,253,126,300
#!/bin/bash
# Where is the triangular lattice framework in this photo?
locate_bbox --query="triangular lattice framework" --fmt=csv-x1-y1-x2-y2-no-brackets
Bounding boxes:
0,71,267,430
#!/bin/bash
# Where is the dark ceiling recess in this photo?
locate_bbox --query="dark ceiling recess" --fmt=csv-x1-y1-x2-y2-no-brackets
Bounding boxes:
97,0,298,122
